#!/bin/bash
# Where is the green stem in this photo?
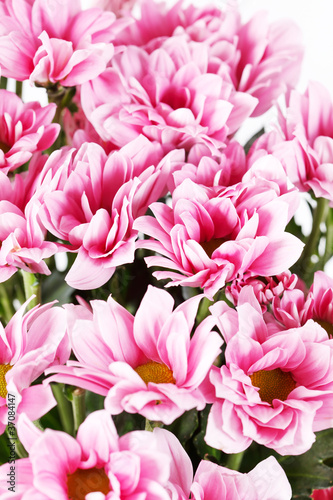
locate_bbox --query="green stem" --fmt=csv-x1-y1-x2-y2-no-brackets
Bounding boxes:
295,197,329,279
51,383,74,436
0,77,7,90
0,284,15,323
225,451,245,471
15,80,22,99
71,388,86,433
145,419,163,432
6,427,28,458
21,271,41,309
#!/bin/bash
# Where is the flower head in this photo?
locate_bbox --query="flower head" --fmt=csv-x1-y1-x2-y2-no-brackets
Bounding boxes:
206,293,333,455
46,286,222,424
135,156,303,298
0,410,193,499
0,299,69,434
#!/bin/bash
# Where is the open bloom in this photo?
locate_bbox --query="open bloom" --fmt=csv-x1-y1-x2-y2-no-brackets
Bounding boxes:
40,136,169,289
0,410,193,499
135,155,303,298
190,456,292,500
0,0,123,85
0,154,61,282
254,82,333,204
206,292,333,455
46,286,222,424
0,299,69,434
113,0,303,116
81,37,257,156
270,271,333,337
0,90,59,173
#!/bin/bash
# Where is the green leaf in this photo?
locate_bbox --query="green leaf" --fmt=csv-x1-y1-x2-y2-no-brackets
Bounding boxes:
280,429,333,497
193,405,222,462
165,409,199,446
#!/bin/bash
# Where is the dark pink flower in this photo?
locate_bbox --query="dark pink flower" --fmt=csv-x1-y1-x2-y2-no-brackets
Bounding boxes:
40,137,168,289
0,0,123,85
0,155,60,282
312,486,333,500
0,90,59,173
135,156,303,298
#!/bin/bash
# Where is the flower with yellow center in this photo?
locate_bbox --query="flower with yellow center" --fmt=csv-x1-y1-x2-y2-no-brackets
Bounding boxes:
67,467,110,500
250,368,296,406
134,362,175,385
0,364,12,400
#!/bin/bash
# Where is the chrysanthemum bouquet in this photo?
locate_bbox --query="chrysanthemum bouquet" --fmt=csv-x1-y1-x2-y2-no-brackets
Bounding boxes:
0,0,332,498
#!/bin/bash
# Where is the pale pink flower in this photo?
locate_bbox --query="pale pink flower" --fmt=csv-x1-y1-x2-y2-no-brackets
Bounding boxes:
81,38,257,155
46,286,222,424
39,136,168,289
0,299,69,435
0,0,123,85
206,296,333,455
0,90,59,173
135,155,303,298
0,156,60,282
0,410,193,499
256,82,333,203
190,456,292,500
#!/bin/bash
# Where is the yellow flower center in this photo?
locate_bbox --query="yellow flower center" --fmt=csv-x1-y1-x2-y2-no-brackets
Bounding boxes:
250,368,296,406
67,467,110,500
314,318,333,339
0,364,12,399
134,362,175,385
201,237,226,258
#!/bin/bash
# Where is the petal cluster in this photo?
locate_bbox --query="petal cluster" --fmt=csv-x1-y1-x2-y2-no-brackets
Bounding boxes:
135,156,303,298
46,286,222,424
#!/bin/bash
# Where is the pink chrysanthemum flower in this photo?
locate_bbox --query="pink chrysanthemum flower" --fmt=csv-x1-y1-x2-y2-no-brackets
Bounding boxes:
206,292,333,455
114,0,303,116
169,140,247,193
46,286,222,425
254,82,333,204
0,90,59,173
0,410,193,499
225,271,298,312
81,37,257,155
135,155,303,298
0,0,124,86
271,271,333,336
0,299,69,434
0,155,61,282
39,136,169,289
190,456,292,500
